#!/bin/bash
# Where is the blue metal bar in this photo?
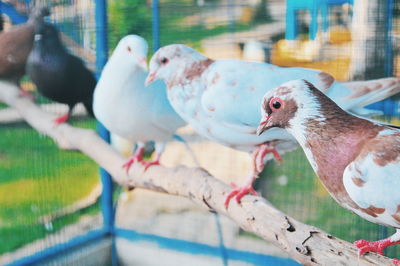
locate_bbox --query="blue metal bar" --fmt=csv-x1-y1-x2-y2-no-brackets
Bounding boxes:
213,212,228,266
152,0,160,51
94,1,118,265
378,0,395,242
115,228,300,266
384,0,394,77
95,0,114,233
0,2,27,24
95,0,109,73
7,229,109,266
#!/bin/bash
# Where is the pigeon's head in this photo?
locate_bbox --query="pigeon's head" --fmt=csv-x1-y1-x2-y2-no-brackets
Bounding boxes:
145,44,207,86
257,79,321,136
33,23,61,46
114,35,148,71
29,7,50,22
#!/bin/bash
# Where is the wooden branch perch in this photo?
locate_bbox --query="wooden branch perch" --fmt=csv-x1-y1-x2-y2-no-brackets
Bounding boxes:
0,80,393,266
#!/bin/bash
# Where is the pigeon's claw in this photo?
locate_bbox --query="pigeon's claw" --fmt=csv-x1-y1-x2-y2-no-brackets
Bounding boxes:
122,158,135,174
224,181,258,208
54,113,70,125
141,159,160,171
354,239,385,255
392,258,400,265
122,147,144,174
254,144,282,174
354,238,400,256
141,152,162,171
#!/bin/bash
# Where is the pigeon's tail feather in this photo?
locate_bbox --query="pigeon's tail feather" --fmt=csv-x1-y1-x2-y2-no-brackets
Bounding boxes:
173,134,201,167
83,96,95,117
348,107,383,117
342,77,400,109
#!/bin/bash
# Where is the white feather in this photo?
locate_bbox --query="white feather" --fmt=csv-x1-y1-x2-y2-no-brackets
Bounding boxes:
93,36,186,152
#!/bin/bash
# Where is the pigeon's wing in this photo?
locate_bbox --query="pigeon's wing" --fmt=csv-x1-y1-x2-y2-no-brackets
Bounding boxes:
0,25,34,79
329,77,400,111
64,54,96,116
343,128,400,227
67,55,96,97
200,60,335,128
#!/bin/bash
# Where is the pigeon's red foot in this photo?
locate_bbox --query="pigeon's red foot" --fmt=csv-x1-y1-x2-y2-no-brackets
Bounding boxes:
54,114,70,125
141,159,160,171
122,147,144,174
19,89,35,99
354,238,400,256
392,259,400,265
255,144,282,173
224,182,259,208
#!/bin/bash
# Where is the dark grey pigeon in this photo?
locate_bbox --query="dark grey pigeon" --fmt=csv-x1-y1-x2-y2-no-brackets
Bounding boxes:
0,13,4,32
26,22,96,124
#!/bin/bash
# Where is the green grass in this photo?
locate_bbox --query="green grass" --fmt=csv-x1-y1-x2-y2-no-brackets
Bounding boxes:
158,23,254,50
0,119,100,255
157,3,273,50
257,149,399,257
108,1,273,52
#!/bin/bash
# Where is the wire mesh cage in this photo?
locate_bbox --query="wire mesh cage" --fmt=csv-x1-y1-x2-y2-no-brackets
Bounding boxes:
0,1,102,264
0,0,399,265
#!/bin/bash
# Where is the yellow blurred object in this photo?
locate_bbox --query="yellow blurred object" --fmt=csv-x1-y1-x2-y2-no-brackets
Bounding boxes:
274,39,321,63
272,41,351,81
390,117,400,126
240,6,253,23
315,177,329,197
21,81,36,91
329,26,352,44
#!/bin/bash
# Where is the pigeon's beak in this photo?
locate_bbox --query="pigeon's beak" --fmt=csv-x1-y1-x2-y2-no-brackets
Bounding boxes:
138,57,148,71
256,115,270,136
145,71,157,86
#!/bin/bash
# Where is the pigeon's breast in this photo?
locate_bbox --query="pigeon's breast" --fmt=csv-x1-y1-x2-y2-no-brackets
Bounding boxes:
342,129,400,228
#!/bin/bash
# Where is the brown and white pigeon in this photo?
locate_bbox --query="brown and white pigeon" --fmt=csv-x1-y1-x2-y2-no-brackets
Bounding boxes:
146,44,400,208
0,7,49,85
257,79,400,265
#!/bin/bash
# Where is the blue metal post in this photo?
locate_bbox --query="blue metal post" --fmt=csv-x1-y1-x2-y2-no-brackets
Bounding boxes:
95,0,113,233
384,0,394,77
95,1,118,265
0,2,27,24
378,0,395,241
95,0,109,75
152,0,160,51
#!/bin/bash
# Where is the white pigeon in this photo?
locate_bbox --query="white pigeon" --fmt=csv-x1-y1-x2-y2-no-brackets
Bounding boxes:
145,44,400,207
93,36,186,172
257,79,400,265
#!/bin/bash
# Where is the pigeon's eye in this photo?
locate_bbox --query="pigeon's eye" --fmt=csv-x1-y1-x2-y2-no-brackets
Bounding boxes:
127,46,132,53
272,101,281,109
269,97,283,111
160,57,169,65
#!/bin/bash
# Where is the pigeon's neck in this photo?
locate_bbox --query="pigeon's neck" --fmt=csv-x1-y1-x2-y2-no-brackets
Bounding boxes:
36,38,66,55
109,52,145,76
99,53,146,95
287,94,381,208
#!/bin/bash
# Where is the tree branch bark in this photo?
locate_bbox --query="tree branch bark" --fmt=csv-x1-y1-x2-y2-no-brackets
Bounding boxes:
0,80,393,265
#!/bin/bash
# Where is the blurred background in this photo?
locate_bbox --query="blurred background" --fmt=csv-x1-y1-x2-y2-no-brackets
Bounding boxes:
0,0,399,265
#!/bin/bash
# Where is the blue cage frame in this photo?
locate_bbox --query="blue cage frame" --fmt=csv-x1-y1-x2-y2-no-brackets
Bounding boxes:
2,0,396,265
